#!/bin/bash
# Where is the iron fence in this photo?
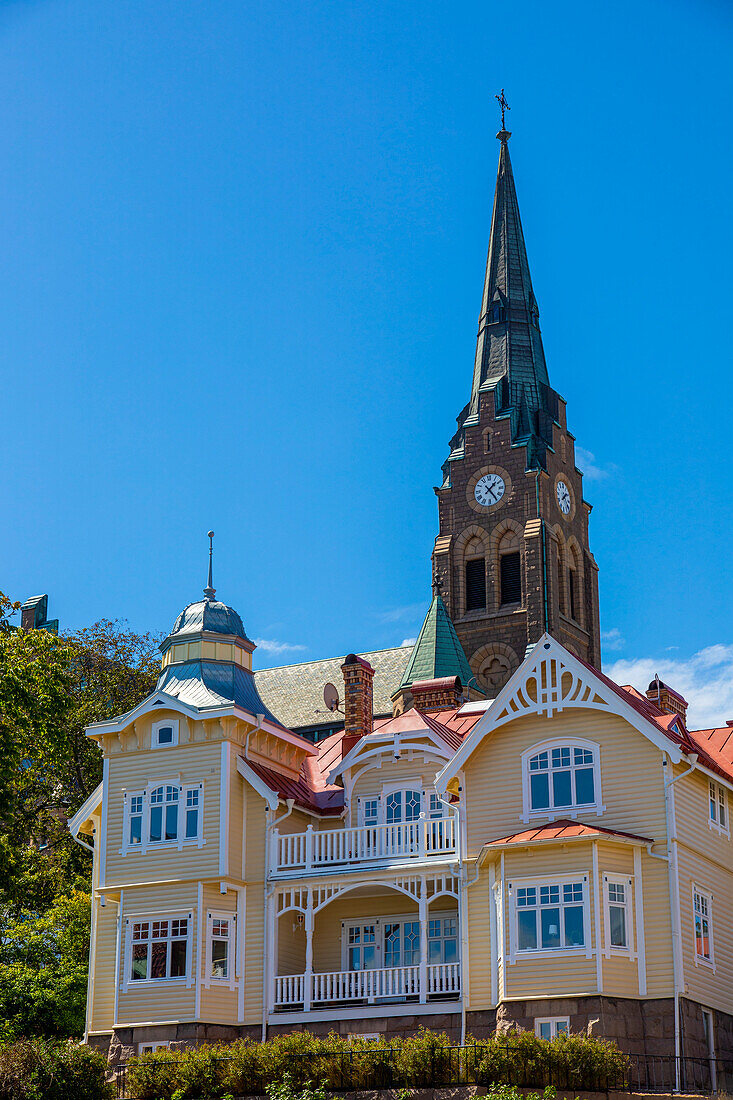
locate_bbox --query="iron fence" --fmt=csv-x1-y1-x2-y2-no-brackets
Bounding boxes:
115,1046,733,1099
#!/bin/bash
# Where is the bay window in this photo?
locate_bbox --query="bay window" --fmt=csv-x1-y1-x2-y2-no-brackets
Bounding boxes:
511,878,589,957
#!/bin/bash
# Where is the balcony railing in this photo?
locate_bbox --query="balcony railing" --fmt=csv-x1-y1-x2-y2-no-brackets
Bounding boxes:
271,816,458,876
273,963,460,1010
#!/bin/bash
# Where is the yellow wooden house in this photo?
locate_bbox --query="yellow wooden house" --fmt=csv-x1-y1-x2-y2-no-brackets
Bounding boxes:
70,585,733,1066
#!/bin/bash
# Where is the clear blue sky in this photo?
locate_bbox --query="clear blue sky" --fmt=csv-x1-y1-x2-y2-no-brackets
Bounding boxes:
2,0,732,719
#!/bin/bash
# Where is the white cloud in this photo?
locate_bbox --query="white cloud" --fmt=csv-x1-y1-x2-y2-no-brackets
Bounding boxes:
601,628,625,652
575,447,618,481
377,604,425,624
253,638,307,655
400,637,417,648
606,644,733,730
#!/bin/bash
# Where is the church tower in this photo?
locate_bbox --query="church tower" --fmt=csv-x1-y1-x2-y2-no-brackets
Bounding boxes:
432,117,601,695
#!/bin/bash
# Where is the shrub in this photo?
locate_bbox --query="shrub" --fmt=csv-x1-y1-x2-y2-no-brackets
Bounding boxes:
0,1039,113,1100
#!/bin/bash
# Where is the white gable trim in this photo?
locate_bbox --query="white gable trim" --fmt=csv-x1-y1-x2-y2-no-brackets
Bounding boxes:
328,726,451,786
436,634,685,793
236,757,279,811
68,782,103,838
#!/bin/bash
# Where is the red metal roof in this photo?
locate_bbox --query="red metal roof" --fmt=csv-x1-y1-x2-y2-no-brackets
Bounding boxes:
483,818,652,848
245,756,344,816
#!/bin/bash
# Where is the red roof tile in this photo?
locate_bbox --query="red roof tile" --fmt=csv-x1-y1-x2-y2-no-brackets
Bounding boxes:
483,818,652,848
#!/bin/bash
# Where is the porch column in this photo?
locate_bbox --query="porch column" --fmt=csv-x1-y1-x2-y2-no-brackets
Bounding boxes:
267,889,277,1017
419,878,428,1004
303,888,314,1012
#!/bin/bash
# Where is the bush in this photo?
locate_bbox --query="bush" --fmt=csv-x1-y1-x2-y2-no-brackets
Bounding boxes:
0,1039,113,1100
124,1027,629,1098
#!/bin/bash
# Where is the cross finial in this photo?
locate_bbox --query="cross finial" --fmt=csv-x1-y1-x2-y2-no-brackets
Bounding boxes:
203,530,216,600
432,571,444,596
495,89,511,141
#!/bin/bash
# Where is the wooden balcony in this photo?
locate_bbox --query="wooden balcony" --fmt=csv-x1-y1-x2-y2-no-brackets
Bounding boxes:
273,962,461,1011
270,816,458,877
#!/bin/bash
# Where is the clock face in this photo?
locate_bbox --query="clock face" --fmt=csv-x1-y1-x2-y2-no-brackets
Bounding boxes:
474,473,505,508
556,480,572,515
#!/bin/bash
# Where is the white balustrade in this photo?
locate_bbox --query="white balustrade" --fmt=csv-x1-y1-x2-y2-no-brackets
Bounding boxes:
273,964,460,1009
273,815,457,875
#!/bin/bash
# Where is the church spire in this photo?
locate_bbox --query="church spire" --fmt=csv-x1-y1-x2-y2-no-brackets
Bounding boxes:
449,108,559,472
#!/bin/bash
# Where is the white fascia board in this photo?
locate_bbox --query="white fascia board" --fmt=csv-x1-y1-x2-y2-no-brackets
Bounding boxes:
85,692,202,737
68,783,103,836
236,757,279,811
230,710,318,755
327,729,450,786
436,633,685,795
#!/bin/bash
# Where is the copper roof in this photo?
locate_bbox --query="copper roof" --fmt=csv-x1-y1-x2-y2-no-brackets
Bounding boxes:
483,818,652,849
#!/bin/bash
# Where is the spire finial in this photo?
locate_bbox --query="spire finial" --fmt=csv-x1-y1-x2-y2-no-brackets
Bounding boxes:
495,88,511,141
432,570,444,597
204,530,216,600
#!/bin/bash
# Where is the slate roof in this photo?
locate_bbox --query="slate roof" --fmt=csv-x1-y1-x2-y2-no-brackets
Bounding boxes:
254,646,411,733
445,132,560,475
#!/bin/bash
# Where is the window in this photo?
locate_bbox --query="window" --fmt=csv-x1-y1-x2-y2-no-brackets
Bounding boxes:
122,783,204,854
500,551,521,605
603,876,633,954
568,568,578,621
208,912,236,982
152,719,179,748
428,916,458,963
384,920,420,966
428,793,446,819
526,743,598,816
709,782,728,835
347,924,378,970
556,556,565,615
694,888,714,967
514,880,586,953
465,559,486,611
386,789,421,823
138,1041,170,1054
360,798,379,827
129,918,189,982
535,1018,569,1040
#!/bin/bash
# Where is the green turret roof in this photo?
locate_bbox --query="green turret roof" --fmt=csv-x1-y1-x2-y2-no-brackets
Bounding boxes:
395,592,482,695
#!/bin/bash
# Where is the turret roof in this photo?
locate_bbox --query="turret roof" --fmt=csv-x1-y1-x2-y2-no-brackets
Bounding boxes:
396,592,481,695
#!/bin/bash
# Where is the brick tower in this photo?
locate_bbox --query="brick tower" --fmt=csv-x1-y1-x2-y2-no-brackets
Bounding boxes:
432,123,601,695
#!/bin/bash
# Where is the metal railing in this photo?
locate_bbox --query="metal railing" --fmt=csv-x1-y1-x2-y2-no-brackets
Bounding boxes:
271,815,457,875
115,1044,733,1098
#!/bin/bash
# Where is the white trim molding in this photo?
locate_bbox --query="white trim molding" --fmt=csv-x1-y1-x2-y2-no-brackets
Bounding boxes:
521,737,604,823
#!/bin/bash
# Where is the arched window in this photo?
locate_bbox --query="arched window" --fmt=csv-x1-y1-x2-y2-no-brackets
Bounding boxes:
522,740,603,820
556,553,565,616
567,545,581,623
498,530,521,605
465,559,486,610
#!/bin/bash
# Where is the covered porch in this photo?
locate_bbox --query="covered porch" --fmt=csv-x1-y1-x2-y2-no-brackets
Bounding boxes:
269,874,462,1017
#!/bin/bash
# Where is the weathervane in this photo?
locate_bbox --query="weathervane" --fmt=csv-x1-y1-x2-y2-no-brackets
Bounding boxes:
204,530,216,600
495,89,511,135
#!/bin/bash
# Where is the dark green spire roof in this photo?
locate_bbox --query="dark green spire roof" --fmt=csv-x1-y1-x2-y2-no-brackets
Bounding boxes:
395,592,482,695
446,131,560,473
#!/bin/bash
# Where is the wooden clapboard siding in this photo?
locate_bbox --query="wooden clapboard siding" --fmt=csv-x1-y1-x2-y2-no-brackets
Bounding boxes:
200,884,238,1025
351,755,445,807
242,784,268,1023
89,898,118,1033
676,842,733,1014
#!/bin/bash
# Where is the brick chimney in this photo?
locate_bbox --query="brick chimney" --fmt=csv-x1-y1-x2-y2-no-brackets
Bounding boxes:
646,677,688,723
341,654,374,755
411,676,464,713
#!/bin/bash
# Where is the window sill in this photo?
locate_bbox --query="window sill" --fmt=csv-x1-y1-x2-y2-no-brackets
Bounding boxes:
126,977,188,987
694,955,715,972
510,947,587,963
119,838,205,856
522,805,605,824
708,820,729,838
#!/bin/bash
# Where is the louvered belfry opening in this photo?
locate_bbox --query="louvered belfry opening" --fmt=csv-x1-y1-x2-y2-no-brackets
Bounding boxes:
465,558,486,611
500,551,521,605
568,568,577,621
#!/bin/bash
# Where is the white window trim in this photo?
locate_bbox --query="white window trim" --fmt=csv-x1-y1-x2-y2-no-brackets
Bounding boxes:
535,1016,570,1039
356,782,429,827
507,872,592,964
521,738,605,823
204,909,237,991
120,780,205,855
152,718,179,749
708,781,729,837
692,884,715,971
602,874,635,959
339,907,458,971
122,908,194,991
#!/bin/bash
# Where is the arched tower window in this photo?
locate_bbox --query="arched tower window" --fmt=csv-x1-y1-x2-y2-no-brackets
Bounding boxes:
566,544,582,624
465,557,486,611
498,530,522,606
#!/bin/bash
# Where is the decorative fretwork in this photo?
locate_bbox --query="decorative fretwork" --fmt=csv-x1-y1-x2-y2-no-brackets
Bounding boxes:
492,649,610,724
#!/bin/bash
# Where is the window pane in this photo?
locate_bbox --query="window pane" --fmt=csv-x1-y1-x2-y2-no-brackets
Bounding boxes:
149,805,162,842
348,946,361,971
539,1021,552,1041
386,793,402,824
530,773,550,810
150,941,167,979
211,939,228,978
131,945,148,980
564,905,584,947
165,804,178,841
170,939,187,977
518,910,537,950
541,908,562,949
428,939,442,963
609,905,626,948
443,938,457,963
130,817,142,845
362,943,377,969
553,770,572,807
575,768,595,805
404,791,421,822
157,726,173,744
556,1020,569,1035
185,809,198,839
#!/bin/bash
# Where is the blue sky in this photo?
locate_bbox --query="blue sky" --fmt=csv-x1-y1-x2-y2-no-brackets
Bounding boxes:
2,0,732,725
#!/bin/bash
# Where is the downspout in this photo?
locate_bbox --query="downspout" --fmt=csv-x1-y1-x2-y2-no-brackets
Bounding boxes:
535,472,548,632
262,797,295,1041
245,713,265,759
661,752,698,1092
